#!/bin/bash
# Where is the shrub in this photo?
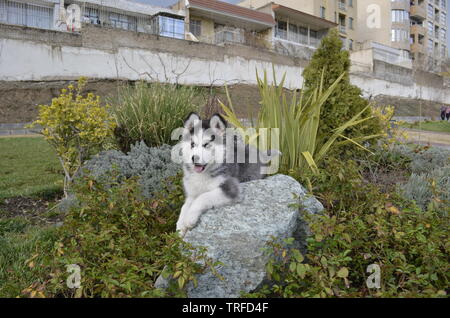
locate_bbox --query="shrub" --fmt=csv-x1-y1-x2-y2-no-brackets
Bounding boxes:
402,165,450,211
109,81,199,152
302,29,382,150
409,147,450,175
29,78,116,197
81,142,181,199
248,158,449,298
221,69,378,175
39,175,217,298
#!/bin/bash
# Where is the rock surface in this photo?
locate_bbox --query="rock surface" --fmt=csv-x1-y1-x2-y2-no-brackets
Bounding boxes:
156,174,323,298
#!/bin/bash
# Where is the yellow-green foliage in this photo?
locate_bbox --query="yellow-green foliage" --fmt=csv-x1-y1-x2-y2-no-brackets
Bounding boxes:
30,78,116,196
372,105,409,147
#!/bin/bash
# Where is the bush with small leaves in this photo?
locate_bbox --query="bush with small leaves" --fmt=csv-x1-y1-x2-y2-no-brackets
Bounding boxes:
409,147,450,175
81,142,181,199
401,165,450,211
247,158,449,298
38,175,217,298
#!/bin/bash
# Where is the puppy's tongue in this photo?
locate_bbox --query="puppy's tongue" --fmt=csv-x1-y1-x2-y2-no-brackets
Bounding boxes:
194,165,205,173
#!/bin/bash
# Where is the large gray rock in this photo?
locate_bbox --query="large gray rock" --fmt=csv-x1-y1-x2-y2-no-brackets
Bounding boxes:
156,174,323,298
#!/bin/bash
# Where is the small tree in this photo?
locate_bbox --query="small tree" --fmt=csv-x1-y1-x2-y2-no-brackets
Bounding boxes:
30,78,116,197
302,29,382,149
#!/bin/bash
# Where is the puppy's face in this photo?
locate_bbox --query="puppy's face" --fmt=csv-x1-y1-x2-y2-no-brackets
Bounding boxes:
182,113,227,173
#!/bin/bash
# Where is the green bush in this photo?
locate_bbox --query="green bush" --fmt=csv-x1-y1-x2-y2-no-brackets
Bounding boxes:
81,142,181,199
109,81,199,152
402,165,450,211
38,174,217,298
29,78,116,197
249,158,449,298
302,29,382,151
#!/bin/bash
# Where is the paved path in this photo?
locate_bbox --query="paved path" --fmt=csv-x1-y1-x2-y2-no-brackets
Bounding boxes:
400,128,450,150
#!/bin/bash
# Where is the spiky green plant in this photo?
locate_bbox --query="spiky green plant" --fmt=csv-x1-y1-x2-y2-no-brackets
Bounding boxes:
109,81,199,152
220,69,380,175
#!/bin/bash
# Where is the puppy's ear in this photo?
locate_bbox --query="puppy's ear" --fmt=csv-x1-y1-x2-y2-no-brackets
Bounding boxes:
210,113,227,136
184,112,200,130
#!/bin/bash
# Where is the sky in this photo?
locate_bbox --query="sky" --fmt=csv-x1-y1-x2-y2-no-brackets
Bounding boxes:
135,0,450,51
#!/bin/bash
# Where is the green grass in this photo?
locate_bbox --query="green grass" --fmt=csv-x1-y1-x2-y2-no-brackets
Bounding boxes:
0,137,63,200
400,121,450,134
0,217,58,297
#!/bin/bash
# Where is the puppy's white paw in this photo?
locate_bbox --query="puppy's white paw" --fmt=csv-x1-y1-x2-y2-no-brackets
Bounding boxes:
184,213,200,229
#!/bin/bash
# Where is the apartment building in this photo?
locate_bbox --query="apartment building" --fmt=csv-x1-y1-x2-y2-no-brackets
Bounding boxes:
172,0,336,61
239,0,358,50
0,0,184,36
356,0,447,71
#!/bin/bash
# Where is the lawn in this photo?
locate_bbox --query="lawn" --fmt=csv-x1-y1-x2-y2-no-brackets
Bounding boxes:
0,137,63,200
0,137,62,297
400,120,450,133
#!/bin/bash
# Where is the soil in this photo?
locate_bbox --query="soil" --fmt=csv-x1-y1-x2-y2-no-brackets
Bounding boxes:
0,196,64,225
361,168,410,193
0,80,292,124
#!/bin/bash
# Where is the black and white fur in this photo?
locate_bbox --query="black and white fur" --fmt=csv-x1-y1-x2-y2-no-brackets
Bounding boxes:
176,113,265,237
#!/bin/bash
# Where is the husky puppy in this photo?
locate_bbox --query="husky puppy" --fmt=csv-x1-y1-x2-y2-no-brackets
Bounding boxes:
176,113,265,237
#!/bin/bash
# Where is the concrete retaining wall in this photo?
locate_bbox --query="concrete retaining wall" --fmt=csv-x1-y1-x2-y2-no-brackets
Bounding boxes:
1,23,449,105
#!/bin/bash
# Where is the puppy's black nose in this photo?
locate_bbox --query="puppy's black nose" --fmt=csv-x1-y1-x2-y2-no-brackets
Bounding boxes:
192,155,200,163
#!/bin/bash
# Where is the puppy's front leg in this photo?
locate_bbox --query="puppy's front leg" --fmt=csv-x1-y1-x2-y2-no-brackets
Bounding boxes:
177,197,194,237
184,180,239,230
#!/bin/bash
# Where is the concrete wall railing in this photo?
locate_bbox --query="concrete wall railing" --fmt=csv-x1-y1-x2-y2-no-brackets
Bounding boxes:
0,23,449,105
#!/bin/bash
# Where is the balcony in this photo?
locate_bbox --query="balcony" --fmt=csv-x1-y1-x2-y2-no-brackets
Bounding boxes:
411,42,426,54
410,5,426,20
338,2,346,11
339,24,346,34
410,24,426,36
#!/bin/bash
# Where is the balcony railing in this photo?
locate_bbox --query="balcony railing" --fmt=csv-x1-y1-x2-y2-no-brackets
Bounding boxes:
338,2,346,11
339,24,346,34
410,4,426,20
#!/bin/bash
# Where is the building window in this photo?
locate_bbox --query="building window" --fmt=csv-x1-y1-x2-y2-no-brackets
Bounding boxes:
427,4,434,18
320,6,326,19
340,36,347,48
275,20,287,40
349,38,353,50
109,13,137,31
83,7,100,25
391,28,409,42
349,17,353,29
190,19,201,37
440,28,446,41
391,10,409,23
274,19,320,47
0,0,53,30
428,38,433,53
348,0,353,7
442,45,447,58
428,21,434,35
288,23,299,42
157,15,184,39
